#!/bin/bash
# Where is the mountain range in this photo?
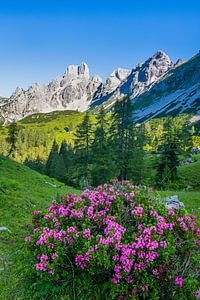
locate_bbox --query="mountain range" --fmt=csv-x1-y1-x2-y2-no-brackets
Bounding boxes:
0,50,199,123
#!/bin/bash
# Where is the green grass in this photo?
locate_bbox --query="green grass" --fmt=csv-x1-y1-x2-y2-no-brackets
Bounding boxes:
178,154,200,190
0,155,80,299
155,190,200,220
0,110,97,163
0,155,199,299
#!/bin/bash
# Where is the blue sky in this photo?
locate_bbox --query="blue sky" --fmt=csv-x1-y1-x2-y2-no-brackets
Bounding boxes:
0,0,199,97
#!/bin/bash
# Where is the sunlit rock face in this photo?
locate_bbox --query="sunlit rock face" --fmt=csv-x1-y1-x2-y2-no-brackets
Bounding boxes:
1,51,199,122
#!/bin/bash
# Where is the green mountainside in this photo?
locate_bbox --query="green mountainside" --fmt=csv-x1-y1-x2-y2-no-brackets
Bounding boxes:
0,156,80,299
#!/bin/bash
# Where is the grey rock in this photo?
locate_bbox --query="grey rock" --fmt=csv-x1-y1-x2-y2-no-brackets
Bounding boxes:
1,50,200,122
0,226,11,232
185,185,192,191
44,181,57,188
165,195,185,209
182,157,193,165
174,58,185,67
191,147,200,154
90,50,173,109
0,62,102,122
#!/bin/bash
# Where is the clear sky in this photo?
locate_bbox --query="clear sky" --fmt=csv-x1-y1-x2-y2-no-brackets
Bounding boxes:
0,0,199,97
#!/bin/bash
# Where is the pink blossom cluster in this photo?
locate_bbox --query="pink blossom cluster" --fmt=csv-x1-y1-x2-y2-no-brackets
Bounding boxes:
27,180,200,298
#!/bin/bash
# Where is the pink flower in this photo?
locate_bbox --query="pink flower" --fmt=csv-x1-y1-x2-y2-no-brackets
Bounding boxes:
132,289,137,296
168,209,175,216
40,254,48,262
83,228,91,240
48,269,55,275
195,290,200,299
160,241,167,248
24,236,31,242
175,277,183,287
52,253,58,260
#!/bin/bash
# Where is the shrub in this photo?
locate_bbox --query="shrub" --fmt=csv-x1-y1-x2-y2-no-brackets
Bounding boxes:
25,181,200,299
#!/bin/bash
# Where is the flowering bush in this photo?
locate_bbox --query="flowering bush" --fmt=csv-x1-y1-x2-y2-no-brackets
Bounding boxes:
26,181,200,299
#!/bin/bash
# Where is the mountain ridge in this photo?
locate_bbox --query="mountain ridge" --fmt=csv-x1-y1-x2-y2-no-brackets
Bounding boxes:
0,50,199,123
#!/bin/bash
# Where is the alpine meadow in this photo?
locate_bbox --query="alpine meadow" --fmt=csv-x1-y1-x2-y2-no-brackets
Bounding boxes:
0,1,200,299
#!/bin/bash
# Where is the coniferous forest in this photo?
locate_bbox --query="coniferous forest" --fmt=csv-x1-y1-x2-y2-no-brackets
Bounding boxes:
1,96,199,190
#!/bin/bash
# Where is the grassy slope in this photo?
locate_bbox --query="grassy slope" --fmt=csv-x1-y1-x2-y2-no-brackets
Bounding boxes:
143,153,200,218
0,110,87,162
143,153,200,189
0,156,80,299
0,156,199,298
0,110,100,163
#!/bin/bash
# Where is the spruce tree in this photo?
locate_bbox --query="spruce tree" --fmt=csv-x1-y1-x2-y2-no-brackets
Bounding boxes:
46,140,59,176
74,112,93,187
49,153,66,183
91,108,114,186
156,117,180,188
131,123,146,184
6,122,18,157
59,140,74,185
110,96,137,180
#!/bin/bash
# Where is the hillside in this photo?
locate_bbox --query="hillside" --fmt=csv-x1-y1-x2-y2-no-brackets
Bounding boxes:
0,156,80,299
133,52,200,121
0,111,199,165
0,110,86,162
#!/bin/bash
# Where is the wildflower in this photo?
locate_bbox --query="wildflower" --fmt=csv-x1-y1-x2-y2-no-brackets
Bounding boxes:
24,236,31,242
174,277,183,287
83,228,91,240
52,253,58,260
132,289,137,296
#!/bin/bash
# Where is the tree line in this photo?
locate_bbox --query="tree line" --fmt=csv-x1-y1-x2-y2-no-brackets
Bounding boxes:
5,96,194,189
41,96,145,188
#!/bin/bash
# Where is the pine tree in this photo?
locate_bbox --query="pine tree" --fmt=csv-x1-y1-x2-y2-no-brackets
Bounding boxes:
49,153,66,182
24,156,45,174
156,117,180,188
59,140,74,185
110,96,138,181
131,123,146,184
91,108,115,186
6,122,18,157
74,112,93,187
46,140,59,176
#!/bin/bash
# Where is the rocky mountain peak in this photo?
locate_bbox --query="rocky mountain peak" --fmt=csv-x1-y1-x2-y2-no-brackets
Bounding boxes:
2,50,198,123
78,62,90,79
11,86,25,98
106,68,130,90
64,62,89,80
174,58,185,67
138,50,173,85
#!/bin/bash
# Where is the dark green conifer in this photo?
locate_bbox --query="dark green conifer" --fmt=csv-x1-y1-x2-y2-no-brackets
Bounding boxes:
74,112,93,187
6,122,18,157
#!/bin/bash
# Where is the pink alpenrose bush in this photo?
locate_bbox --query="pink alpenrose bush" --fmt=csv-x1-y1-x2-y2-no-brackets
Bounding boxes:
25,180,200,299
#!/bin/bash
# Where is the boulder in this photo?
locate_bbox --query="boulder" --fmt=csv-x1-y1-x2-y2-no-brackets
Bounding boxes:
165,195,185,209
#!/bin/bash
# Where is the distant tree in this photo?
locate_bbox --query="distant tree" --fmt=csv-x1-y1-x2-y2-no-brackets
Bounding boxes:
46,140,59,176
156,117,180,188
49,153,66,183
179,121,193,151
24,156,45,174
74,112,93,187
110,96,140,181
131,123,146,184
59,140,74,185
91,108,115,186
6,122,18,157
